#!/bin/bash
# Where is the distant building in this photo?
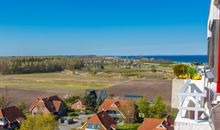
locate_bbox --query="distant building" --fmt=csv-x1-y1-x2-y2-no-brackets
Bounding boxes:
71,100,85,110
138,115,174,130
29,95,67,116
0,106,25,129
82,111,116,130
98,98,136,124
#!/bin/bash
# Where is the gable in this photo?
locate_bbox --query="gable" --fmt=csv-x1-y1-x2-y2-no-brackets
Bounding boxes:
111,103,118,107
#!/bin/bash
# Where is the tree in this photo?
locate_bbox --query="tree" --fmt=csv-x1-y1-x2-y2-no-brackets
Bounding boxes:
82,92,97,113
137,97,167,119
63,96,80,109
109,93,115,99
0,95,11,109
0,87,11,109
137,98,150,118
148,97,167,118
17,101,27,112
20,114,58,130
120,100,137,124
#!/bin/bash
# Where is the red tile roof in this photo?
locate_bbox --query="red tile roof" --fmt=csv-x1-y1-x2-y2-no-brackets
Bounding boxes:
138,116,174,130
98,98,129,112
0,106,25,124
30,95,65,114
85,111,116,130
138,118,165,130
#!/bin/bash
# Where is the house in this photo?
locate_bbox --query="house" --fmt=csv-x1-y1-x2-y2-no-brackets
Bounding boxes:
71,100,85,110
30,95,67,116
138,116,174,130
98,98,137,124
0,106,25,129
82,111,116,130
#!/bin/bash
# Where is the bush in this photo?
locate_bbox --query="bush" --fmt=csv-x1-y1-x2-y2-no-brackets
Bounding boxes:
67,111,78,117
81,122,85,126
151,68,157,73
187,67,197,78
17,101,27,112
173,64,189,77
20,114,58,130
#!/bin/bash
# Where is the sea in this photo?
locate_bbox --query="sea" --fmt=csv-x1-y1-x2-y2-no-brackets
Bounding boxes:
112,55,208,63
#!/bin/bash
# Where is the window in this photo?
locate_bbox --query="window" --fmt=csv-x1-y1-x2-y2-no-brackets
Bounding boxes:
157,125,165,129
96,124,100,129
88,123,94,128
111,103,117,107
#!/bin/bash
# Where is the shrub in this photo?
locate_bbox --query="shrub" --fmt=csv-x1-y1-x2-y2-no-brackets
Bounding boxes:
67,111,78,117
20,114,58,130
17,101,27,112
81,122,85,126
151,68,157,73
187,67,197,78
173,64,189,77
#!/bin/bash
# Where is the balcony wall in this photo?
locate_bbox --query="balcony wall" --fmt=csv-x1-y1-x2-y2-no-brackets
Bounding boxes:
171,78,186,109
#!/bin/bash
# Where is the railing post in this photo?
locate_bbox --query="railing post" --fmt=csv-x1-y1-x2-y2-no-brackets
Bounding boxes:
195,96,199,122
179,96,182,118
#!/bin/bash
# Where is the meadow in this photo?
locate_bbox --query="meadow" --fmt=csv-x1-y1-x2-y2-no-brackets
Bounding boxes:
0,63,174,105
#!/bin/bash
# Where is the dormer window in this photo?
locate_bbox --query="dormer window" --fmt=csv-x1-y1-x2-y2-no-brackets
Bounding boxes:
157,124,165,129
111,103,117,107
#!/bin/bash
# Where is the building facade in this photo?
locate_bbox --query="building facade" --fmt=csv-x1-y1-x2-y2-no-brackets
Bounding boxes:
174,0,220,130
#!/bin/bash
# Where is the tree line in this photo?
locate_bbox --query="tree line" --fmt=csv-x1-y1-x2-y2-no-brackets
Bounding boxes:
0,56,173,75
0,56,81,75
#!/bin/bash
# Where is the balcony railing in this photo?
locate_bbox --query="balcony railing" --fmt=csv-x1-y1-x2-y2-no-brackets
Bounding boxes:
178,79,207,122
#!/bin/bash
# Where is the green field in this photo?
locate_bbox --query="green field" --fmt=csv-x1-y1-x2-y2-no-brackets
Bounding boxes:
0,65,174,94
0,70,126,94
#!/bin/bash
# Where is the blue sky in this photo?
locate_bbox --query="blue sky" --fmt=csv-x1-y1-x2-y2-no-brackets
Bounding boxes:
0,0,209,56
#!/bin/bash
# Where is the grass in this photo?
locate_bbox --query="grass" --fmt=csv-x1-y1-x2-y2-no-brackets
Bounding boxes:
0,71,122,94
104,67,174,79
117,123,140,130
0,64,174,94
